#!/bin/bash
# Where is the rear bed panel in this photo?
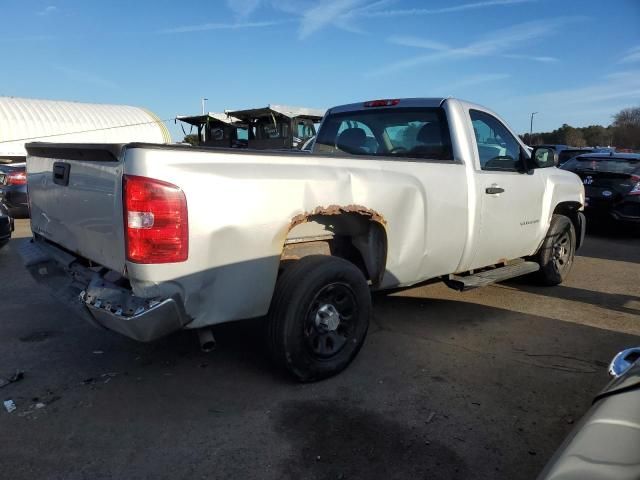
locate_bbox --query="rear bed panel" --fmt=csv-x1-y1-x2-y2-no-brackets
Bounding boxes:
26,144,127,273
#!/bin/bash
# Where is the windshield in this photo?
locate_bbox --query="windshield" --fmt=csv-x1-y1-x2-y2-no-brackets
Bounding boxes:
562,156,640,174
314,107,453,160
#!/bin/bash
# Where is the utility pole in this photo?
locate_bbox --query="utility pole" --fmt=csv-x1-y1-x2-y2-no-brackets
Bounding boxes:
201,97,208,115
529,112,538,144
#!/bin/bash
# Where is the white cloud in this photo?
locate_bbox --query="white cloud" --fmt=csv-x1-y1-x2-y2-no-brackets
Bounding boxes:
298,0,369,39
269,0,313,15
37,5,57,16
266,0,386,38
502,53,558,63
359,0,535,17
619,45,640,64
226,0,262,18
206,0,538,39
368,17,579,76
159,20,281,34
530,71,640,106
387,37,451,51
269,0,535,38
495,70,640,132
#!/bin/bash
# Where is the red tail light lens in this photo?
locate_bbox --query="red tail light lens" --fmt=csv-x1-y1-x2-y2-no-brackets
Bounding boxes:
364,99,400,108
630,175,640,196
5,170,27,185
123,175,188,264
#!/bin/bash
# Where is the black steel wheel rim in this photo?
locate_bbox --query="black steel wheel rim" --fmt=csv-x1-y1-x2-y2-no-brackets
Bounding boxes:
552,230,572,273
304,282,358,359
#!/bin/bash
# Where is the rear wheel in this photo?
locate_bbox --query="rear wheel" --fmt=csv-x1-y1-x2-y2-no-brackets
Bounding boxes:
267,255,371,382
534,215,576,286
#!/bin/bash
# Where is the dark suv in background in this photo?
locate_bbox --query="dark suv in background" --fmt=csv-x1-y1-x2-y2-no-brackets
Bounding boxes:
561,152,640,226
557,148,594,166
535,144,595,166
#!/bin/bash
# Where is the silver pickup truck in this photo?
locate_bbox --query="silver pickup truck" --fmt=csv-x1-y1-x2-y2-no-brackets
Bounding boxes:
21,98,585,381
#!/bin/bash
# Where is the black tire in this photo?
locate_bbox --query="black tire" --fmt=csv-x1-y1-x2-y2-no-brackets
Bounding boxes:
267,255,371,382
534,214,576,286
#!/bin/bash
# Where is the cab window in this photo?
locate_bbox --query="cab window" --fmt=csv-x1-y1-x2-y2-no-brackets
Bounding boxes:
470,110,523,171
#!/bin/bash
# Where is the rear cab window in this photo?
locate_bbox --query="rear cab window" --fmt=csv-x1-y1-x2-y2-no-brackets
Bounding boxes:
314,107,453,161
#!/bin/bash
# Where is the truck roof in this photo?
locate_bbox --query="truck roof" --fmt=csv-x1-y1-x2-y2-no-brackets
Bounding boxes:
327,98,447,114
226,104,325,122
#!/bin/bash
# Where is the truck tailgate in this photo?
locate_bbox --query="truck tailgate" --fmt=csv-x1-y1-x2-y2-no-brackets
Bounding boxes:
26,144,126,273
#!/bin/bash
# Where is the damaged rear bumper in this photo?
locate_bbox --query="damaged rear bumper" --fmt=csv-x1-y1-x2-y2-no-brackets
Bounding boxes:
19,237,191,342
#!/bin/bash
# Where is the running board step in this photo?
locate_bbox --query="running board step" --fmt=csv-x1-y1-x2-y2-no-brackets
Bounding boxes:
445,261,540,291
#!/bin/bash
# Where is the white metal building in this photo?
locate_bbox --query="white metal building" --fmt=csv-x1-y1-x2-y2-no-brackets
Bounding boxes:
0,96,172,159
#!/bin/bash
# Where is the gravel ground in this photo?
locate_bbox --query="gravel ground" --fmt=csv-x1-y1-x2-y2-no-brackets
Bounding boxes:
1,219,638,480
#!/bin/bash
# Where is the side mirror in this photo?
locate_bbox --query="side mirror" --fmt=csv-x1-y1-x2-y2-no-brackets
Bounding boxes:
531,146,558,168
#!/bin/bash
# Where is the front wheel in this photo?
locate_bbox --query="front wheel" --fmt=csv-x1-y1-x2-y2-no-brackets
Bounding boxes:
266,255,371,382
534,214,576,286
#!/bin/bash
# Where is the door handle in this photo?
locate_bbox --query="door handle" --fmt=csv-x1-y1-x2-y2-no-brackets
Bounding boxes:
485,186,504,194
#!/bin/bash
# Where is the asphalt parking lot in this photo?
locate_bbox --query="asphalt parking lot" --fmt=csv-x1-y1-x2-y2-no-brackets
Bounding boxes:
1,219,638,480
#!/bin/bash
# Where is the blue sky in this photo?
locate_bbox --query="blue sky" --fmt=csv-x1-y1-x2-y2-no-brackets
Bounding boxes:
1,0,639,141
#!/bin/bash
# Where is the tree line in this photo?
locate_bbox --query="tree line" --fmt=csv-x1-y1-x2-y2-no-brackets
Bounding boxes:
520,106,640,151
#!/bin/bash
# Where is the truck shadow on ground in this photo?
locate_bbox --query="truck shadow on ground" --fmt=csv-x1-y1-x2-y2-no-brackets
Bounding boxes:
274,398,467,480
504,279,640,317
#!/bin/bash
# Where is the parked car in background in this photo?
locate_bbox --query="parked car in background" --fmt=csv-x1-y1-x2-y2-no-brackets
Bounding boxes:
0,201,13,249
538,346,640,480
537,144,570,155
0,162,29,218
535,145,599,167
561,153,640,226
557,148,593,166
21,97,585,381
592,147,616,154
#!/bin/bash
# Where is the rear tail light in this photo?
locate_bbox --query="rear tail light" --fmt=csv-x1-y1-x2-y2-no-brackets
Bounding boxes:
5,170,27,185
123,175,188,264
630,175,640,196
364,99,400,108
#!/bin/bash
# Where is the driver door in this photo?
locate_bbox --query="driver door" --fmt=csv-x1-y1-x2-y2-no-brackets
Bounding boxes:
468,109,546,270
